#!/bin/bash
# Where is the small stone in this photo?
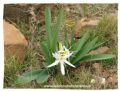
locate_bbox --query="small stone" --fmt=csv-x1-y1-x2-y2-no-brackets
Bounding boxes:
92,76,106,85
91,79,96,84
101,77,106,85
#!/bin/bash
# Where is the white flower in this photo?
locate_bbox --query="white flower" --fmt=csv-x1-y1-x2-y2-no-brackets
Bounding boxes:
47,42,75,75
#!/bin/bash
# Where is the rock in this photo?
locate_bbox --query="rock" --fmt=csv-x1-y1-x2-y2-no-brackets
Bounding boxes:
74,18,99,38
107,75,117,85
92,63,102,75
89,46,109,55
91,76,106,85
4,20,28,60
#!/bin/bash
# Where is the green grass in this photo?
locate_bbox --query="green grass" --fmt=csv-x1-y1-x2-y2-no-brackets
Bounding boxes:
4,4,117,89
4,56,20,87
4,48,43,88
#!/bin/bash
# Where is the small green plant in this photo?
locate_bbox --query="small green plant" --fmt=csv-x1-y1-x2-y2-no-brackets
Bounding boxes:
15,8,115,85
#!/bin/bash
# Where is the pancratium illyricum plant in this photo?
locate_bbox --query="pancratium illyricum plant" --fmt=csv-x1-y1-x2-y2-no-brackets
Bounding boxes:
47,42,75,75
16,8,115,85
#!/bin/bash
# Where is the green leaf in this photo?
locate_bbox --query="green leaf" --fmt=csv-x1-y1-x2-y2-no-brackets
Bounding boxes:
40,42,53,64
74,54,115,64
15,69,42,85
72,37,98,64
45,8,52,49
80,37,98,55
36,70,50,84
70,31,75,50
70,32,90,62
74,32,90,54
92,41,105,50
64,27,68,48
52,9,64,52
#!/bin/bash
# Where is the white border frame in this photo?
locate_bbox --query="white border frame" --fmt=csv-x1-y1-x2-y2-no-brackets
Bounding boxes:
0,0,119,91
1,0,119,3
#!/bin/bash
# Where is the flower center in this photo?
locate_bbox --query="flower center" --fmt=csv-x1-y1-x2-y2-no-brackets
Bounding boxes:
59,56,64,60
59,51,66,56
58,51,66,60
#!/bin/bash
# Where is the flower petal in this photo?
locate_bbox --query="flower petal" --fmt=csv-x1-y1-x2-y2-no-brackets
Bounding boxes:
69,52,73,56
64,46,70,53
64,60,75,68
60,62,65,75
47,60,59,68
59,42,64,50
64,52,73,59
52,53,59,59
63,46,68,51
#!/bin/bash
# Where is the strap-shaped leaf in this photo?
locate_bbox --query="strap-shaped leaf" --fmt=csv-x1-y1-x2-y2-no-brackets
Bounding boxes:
52,9,64,52
80,37,98,55
73,54,115,64
74,32,90,54
72,37,98,64
15,69,42,85
70,32,89,62
40,42,53,64
45,8,52,49
36,70,50,84
70,31,75,50
64,27,68,48
92,41,105,50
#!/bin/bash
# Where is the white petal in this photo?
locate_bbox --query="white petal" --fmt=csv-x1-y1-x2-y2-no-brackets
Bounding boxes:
64,60,75,68
47,60,59,68
60,62,65,75
63,46,69,51
69,52,73,56
52,53,59,59
64,46,70,53
64,52,73,59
